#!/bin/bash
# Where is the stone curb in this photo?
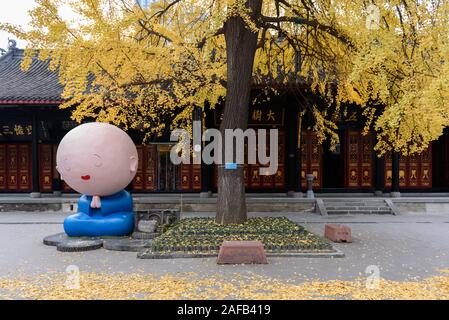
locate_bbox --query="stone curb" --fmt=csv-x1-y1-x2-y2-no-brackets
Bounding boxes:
0,198,317,204
137,248,345,259
384,199,400,216
315,199,328,216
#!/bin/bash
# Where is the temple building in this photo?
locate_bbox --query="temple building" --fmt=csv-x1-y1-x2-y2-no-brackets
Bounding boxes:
1,44,448,196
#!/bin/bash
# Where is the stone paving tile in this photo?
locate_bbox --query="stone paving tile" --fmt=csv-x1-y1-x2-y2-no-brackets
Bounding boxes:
0,210,447,284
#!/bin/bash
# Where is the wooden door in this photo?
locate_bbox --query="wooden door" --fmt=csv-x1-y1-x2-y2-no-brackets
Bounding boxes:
385,147,432,188
345,130,374,188
0,143,32,192
300,131,322,189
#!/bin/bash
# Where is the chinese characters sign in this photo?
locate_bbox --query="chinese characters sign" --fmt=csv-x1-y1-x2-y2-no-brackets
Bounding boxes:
214,106,284,127
0,123,32,137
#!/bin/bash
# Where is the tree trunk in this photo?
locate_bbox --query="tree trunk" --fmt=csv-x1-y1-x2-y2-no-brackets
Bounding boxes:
216,0,263,225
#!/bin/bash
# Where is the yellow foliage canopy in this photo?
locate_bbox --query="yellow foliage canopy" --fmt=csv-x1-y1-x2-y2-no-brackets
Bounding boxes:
2,0,449,155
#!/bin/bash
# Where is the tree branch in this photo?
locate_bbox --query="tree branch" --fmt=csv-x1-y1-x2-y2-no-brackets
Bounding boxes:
197,27,224,49
150,0,183,19
260,15,354,48
138,20,173,43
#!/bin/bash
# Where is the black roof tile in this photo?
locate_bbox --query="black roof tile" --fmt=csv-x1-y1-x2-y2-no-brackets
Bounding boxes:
0,49,64,104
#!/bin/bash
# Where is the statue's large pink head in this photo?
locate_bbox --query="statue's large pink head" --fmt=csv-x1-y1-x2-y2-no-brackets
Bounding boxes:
56,122,138,196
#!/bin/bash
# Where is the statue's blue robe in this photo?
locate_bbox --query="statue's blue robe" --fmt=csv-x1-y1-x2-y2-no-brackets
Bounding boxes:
64,190,134,237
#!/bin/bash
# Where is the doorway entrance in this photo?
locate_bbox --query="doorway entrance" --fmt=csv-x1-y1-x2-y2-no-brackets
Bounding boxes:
322,131,345,189
157,144,179,192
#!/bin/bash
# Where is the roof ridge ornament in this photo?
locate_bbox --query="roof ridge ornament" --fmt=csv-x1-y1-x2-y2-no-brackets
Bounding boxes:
8,39,17,51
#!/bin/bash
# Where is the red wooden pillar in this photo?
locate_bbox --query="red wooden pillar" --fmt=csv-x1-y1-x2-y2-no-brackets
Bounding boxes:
38,144,53,192
18,144,32,191
0,144,5,191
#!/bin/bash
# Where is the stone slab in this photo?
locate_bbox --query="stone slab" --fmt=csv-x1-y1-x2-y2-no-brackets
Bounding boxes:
217,241,268,265
137,220,158,233
131,231,160,240
103,238,152,252
324,224,352,243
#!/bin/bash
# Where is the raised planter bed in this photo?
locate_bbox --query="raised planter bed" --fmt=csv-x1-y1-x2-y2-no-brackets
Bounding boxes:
138,217,343,259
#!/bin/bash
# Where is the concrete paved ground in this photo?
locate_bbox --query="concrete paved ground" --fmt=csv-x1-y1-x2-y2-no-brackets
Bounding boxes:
0,211,448,283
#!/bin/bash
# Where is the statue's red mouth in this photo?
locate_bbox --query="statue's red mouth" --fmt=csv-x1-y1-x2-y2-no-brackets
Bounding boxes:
81,175,91,181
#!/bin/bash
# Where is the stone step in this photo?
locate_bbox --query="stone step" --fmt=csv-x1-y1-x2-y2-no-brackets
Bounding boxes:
321,199,392,215
324,206,389,211
327,209,392,215
323,201,388,206
324,206,356,210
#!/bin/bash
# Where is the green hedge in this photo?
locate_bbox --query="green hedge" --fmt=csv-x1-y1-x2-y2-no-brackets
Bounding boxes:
150,217,332,253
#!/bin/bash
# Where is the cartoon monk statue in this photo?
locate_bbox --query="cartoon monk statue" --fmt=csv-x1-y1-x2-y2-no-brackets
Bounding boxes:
56,123,138,237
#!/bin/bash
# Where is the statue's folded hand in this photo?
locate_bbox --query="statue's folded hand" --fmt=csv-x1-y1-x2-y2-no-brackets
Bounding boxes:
90,195,102,209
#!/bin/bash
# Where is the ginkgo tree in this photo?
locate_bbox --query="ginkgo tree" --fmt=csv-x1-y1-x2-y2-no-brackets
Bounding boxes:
2,0,449,224
349,1,449,156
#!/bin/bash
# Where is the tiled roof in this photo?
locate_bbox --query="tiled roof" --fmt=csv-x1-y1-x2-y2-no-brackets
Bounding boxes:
0,49,64,104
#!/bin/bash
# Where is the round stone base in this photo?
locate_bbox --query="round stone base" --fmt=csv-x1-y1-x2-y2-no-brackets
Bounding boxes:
43,233,69,246
43,233,103,247
43,231,158,253
57,239,103,252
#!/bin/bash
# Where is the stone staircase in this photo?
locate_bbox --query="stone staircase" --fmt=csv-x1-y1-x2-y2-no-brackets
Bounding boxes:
320,198,394,215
